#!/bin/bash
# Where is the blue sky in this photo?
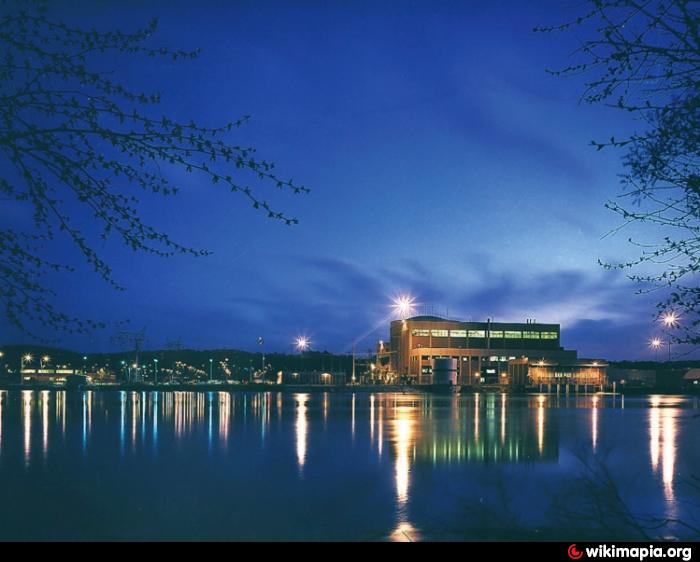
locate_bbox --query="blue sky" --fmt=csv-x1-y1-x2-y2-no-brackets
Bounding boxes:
1,0,682,359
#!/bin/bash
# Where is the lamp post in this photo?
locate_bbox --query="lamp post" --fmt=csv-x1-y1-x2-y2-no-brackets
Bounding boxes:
660,311,679,361
40,355,50,369
392,294,415,320
82,355,88,375
258,336,265,374
21,354,32,379
209,358,213,381
295,336,310,375
153,358,159,384
650,338,662,362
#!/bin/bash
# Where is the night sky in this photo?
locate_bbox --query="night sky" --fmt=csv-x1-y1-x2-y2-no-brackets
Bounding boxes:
1,0,679,359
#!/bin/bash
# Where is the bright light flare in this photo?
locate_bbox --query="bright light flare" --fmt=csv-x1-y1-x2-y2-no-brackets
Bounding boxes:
295,336,310,352
392,294,415,319
650,338,662,349
661,311,679,328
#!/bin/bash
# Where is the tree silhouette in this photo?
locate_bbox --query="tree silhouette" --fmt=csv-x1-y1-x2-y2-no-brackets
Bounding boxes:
0,1,308,336
537,0,700,343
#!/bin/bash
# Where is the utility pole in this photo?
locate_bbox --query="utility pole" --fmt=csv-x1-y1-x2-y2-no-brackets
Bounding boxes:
112,328,146,382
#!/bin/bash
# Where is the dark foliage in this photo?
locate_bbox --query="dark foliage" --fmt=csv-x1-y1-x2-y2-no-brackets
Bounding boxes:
537,0,700,342
0,1,308,337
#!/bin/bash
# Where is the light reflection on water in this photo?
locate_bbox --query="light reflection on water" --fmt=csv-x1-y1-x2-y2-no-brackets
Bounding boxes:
648,395,681,508
295,393,308,471
0,390,696,540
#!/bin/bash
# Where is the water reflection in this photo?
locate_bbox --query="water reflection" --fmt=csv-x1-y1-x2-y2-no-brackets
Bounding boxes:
0,391,639,472
648,396,679,505
22,390,31,466
0,390,693,541
591,394,599,452
57,391,65,437
537,394,546,454
153,392,158,452
500,392,506,444
393,407,413,507
387,397,421,542
219,392,230,448
389,520,420,542
0,390,4,454
131,391,138,451
41,390,49,458
295,393,308,471
351,393,356,440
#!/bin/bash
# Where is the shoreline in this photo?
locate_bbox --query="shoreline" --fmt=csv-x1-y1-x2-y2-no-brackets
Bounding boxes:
0,382,696,396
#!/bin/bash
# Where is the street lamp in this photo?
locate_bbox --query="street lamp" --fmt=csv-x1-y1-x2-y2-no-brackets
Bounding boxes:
650,337,662,362
41,355,50,368
20,354,32,381
258,336,265,373
392,294,415,320
209,358,213,381
660,311,679,361
295,337,310,375
153,358,159,384
295,336,310,352
661,311,679,328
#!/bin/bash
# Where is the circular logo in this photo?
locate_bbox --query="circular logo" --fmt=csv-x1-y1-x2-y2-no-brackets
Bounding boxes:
568,544,584,560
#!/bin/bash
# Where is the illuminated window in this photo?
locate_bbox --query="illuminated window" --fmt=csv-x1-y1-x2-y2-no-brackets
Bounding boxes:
489,330,504,338
541,332,558,339
431,329,448,337
450,330,467,337
489,356,499,362
523,331,540,339
504,331,522,338
411,329,430,336
468,330,486,338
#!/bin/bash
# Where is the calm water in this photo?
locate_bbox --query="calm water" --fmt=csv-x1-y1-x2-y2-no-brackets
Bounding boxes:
0,390,698,541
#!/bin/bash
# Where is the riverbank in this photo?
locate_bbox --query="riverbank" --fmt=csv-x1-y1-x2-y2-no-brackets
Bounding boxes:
0,382,697,395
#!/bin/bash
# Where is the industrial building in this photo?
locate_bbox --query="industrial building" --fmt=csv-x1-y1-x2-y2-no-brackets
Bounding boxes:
19,367,84,383
276,370,348,385
375,315,606,387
